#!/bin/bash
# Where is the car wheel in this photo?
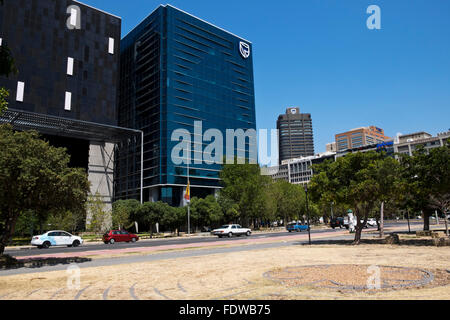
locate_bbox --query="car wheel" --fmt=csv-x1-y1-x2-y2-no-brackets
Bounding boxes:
109,238,115,244
228,232,233,238
72,240,80,247
246,231,251,237
131,238,136,243
42,241,51,249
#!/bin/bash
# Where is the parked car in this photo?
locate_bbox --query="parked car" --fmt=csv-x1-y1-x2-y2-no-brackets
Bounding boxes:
211,224,251,238
31,230,83,249
367,218,378,227
330,217,344,229
103,230,139,244
343,218,368,229
287,222,309,232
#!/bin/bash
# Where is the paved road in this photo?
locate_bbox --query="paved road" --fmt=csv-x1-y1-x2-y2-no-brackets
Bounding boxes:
5,222,423,258
0,221,427,277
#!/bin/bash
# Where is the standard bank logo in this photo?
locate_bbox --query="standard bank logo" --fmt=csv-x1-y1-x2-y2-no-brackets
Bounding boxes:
239,41,250,59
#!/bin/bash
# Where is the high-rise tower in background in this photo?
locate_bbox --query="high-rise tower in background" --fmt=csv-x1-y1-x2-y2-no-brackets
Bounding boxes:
277,107,314,164
116,5,257,206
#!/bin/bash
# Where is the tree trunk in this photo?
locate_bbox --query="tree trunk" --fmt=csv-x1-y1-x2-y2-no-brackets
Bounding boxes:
354,224,363,244
444,216,449,237
423,211,430,231
0,213,19,256
379,202,384,238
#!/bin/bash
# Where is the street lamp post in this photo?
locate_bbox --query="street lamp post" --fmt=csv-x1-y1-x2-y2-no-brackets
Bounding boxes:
304,184,312,245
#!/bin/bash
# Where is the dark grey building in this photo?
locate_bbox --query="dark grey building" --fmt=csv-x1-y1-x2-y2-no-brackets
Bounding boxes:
0,0,140,215
116,4,257,206
277,107,314,163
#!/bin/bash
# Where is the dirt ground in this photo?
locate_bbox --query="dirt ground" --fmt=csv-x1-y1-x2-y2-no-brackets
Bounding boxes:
0,244,449,300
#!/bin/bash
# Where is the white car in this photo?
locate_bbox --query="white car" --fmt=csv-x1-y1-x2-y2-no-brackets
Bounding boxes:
211,224,252,238
367,218,378,227
31,230,83,249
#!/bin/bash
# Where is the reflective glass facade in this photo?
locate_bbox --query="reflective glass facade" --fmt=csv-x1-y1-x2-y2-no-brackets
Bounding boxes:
116,5,256,205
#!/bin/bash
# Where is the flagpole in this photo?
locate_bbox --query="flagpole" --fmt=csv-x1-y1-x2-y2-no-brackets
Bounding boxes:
187,142,190,236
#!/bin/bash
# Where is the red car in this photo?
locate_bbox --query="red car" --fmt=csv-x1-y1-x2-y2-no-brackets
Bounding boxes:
103,230,139,244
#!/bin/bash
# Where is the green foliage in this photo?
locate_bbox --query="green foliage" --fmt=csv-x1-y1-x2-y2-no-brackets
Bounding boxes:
309,151,401,243
135,201,171,234
0,40,17,77
399,143,450,232
0,125,90,254
13,210,39,237
0,88,8,116
112,199,140,230
46,210,85,234
86,194,110,233
161,206,186,233
268,180,306,222
219,162,272,226
189,195,223,228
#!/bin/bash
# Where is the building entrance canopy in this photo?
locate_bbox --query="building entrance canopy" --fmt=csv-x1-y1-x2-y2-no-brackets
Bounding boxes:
0,108,141,143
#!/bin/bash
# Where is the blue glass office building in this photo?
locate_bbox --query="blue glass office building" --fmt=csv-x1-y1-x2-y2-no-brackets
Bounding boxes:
116,5,256,205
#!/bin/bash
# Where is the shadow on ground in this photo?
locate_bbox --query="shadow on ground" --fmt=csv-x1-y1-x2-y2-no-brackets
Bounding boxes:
293,236,450,247
0,255,92,270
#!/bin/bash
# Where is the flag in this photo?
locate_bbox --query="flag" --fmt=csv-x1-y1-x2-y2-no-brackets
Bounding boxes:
184,182,190,201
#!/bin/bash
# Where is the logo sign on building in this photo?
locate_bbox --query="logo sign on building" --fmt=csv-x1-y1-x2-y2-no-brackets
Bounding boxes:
239,42,250,59
290,108,297,114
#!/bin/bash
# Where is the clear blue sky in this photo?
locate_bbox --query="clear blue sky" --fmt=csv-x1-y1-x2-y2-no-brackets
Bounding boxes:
83,0,450,153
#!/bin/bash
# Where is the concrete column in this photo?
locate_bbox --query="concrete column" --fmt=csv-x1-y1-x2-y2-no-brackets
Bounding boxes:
86,141,114,229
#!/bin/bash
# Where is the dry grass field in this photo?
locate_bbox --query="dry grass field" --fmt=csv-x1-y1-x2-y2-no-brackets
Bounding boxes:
0,243,449,300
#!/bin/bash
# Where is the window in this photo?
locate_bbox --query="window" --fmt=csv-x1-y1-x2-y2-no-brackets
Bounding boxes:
70,8,78,27
64,91,72,111
16,81,25,102
67,57,74,75
108,37,115,54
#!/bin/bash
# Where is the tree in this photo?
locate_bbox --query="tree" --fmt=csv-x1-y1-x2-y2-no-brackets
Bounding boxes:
86,193,110,233
268,180,305,224
217,194,240,224
219,161,272,227
0,0,17,116
400,143,450,235
135,201,169,237
189,195,223,230
161,206,186,236
309,151,400,244
0,88,8,115
46,210,86,234
0,125,90,255
112,199,140,230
